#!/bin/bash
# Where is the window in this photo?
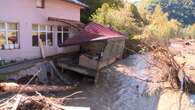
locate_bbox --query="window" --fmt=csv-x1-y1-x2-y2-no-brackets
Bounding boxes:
32,24,53,47
0,22,19,50
57,26,69,46
47,25,53,46
36,0,45,8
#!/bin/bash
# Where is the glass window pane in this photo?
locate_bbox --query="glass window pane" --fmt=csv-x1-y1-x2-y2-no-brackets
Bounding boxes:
63,27,69,32
57,26,62,31
57,33,62,46
40,32,46,46
0,23,5,30
40,25,46,31
63,32,69,41
47,32,53,46
63,32,69,38
32,32,38,46
8,23,17,30
32,24,38,31
8,31,18,44
0,32,6,49
47,25,53,31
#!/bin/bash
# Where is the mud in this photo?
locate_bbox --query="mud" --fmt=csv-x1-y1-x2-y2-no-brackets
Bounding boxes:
64,54,194,110
64,55,159,110
1,39,195,110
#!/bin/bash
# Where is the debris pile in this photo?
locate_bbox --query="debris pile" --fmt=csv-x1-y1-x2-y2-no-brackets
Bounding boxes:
169,39,195,92
139,37,187,91
0,61,83,110
0,91,84,110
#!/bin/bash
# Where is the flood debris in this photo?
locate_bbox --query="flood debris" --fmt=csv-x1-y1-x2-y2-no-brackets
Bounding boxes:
0,66,84,110
0,59,87,110
49,61,70,84
0,60,71,85
1,38,195,110
0,91,85,110
169,39,195,93
0,82,75,93
141,38,191,91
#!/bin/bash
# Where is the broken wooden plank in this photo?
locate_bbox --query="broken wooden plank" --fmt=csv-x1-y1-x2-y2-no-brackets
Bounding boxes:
0,82,75,93
57,62,96,77
39,38,46,59
49,61,70,84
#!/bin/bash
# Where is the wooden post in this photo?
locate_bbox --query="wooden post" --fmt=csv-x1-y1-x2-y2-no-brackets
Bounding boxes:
95,61,100,85
49,61,70,84
39,37,46,59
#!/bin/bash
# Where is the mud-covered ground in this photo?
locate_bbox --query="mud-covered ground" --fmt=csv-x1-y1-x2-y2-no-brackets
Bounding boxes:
64,39,195,110
65,55,159,110
64,54,194,110
1,39,195,110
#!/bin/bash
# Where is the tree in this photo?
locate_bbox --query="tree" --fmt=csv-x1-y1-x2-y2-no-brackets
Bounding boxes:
138,0,195,25
186,24,195,39
143,5,182,38
91,3,144,37
80,0,123,23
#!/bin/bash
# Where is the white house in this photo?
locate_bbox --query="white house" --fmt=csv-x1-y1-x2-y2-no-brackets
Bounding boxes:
0,0,87,61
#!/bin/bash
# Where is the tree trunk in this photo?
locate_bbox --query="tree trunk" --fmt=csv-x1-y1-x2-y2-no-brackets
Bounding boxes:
0,82,75,93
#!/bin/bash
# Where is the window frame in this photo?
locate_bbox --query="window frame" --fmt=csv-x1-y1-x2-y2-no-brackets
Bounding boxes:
32,24,54,47
0,22,20,50
57,26,70,46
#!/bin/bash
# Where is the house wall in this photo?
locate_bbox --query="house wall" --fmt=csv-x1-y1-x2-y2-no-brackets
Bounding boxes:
0,0,81,61
103,39,125,60
79,39,125,70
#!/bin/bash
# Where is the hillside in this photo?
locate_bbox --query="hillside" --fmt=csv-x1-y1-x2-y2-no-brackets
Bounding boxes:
138,0,195,25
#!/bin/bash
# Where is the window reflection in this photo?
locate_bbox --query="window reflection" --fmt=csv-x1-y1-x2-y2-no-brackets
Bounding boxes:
47,32,53,46
8,23,17,30
57,26,62,31
0,32,6,49
63,32,69,41
32,32,38,46
32,24,38,31
0,22,19,50
8,32,18,44
63,27,69,32
58,33,62,45
57,26,69,46
47,25,53,31
40,32,46,46
32,24,53,47
0,23,5,30
40,25,46,31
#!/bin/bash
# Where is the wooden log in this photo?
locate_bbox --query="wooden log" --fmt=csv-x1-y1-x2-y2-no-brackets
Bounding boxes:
0,82,75,93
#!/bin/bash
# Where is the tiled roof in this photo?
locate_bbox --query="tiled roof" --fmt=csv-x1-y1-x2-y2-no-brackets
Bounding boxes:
65,0,88,8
